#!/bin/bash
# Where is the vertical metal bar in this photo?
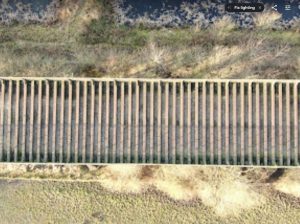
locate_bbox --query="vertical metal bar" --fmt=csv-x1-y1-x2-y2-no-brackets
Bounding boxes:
0,80,4,161
278,83,283,165
210,82,214,164
240,83,245,165
286,83,291,166
44,80,49,162
157,81,161,163
74,81,80,163
248,82,253,165
135,81,140,163
232,82,237,165
21,80,27,162
165,82,169,163
120,81,125,163
14,81,20,162
29,81,34,162
67,80,72,163
4,78,296,165
6,80,12,162
90,81,95,163
127,82,132,162
180,81,184,164
52,81,57,162
150,82,154,163
105,81,110,163
271,83,276,165
143,82,147,163
187,82,191,164
82,81,87,163
202,82,207,164
194,82,199,164
36,80,42,162
294,83,299,165
217,82,222,165
225,82,230,164
172,82,177,164
263,82,268,165
256,83,260,165
112,81,117,163
59,81,65,163
97,82,102,163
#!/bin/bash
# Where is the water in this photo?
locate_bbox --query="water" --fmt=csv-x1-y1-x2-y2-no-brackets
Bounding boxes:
0,0,52,12
1,0,299,25
120,0,299,20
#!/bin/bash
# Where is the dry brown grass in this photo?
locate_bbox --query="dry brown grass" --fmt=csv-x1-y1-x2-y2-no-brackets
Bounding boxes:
0,1,299,78
0,0,59,24
212,15,236,34
0,164,276,217
273,169,300,198
39,1,99,39
57,0,81,22
89,164,264,217
151,166,265,216
57,0,101,29
253,10,282,29
1,164,300,219
98,165,145,193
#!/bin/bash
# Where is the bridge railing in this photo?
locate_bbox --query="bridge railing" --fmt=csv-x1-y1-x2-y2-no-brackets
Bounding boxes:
0,78,299,166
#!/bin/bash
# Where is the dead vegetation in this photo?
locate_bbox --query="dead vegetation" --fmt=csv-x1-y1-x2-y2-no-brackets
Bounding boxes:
0,164,299,217
273,169,300,198
0,0,59,24
56,0,101,30
0,0,299,78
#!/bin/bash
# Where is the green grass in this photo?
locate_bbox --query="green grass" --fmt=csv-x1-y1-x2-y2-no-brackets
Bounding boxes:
0,179,299,224
0,0,299,78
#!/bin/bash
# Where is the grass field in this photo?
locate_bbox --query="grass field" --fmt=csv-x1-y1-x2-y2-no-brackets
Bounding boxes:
0,0,299,79
0,165,300,224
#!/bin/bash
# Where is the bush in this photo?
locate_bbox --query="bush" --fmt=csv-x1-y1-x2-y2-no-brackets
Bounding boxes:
81,16,148,47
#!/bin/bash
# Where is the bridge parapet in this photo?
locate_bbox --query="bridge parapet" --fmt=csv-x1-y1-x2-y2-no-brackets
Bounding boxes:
0,78,299,166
